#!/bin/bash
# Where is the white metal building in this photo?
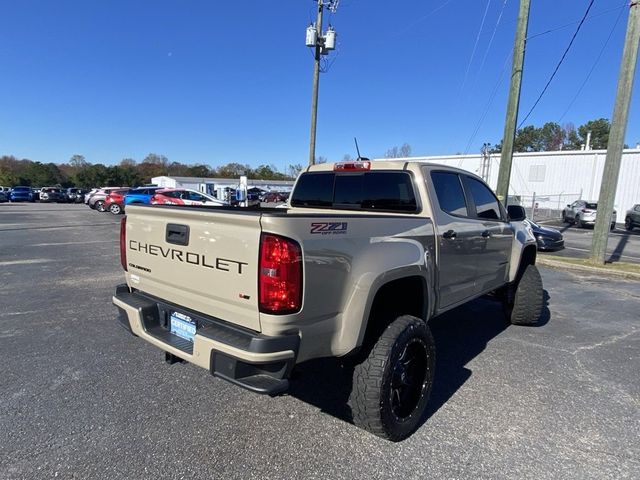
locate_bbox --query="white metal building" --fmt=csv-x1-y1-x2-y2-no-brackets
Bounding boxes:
151,176,294,200
376,149,640,215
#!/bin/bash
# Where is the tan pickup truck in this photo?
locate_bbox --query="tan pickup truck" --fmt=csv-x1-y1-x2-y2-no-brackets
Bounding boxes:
113,160,542,441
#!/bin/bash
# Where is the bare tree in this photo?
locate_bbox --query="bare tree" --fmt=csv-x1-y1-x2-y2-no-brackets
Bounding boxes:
385,143,412,158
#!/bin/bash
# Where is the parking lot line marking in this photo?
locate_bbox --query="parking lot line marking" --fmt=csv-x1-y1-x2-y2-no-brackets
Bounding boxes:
0,259,53,266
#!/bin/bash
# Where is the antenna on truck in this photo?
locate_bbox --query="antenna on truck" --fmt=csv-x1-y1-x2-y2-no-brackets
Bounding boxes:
354,137,369,161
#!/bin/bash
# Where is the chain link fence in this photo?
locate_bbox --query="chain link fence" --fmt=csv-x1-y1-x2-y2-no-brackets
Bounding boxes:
511,193,583,222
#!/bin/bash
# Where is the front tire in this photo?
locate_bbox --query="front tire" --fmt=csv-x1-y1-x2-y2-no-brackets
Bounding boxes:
349,315,435,441
625,218,634,231
504,264,543,326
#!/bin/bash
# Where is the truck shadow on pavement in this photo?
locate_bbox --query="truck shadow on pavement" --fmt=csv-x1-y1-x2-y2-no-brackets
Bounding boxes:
287,291,551,433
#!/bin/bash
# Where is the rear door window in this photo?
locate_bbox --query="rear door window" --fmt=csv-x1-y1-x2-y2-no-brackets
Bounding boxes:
430,172,468,217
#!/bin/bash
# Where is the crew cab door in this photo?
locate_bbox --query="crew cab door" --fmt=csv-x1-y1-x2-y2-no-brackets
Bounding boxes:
460,174,512,293
425,168,512,310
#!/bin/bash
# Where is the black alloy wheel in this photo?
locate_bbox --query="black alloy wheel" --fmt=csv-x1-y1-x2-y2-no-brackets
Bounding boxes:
389,339,429,420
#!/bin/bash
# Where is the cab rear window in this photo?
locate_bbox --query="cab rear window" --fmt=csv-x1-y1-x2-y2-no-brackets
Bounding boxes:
291,171,418,213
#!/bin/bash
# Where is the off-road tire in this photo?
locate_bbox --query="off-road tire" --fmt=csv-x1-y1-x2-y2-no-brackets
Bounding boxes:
505,264,543,326
349,315,435,442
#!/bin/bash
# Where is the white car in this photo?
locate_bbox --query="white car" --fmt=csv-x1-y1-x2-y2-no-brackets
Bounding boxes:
562,200,617,229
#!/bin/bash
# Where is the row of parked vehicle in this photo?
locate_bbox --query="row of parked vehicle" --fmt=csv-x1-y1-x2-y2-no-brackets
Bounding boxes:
85,186,291,214
0,186,87,203
86,186,229,215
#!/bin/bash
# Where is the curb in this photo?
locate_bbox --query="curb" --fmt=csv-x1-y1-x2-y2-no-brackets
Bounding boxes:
537,257,640,281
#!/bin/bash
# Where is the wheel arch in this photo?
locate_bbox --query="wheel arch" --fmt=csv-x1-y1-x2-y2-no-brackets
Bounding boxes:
355,274,430,352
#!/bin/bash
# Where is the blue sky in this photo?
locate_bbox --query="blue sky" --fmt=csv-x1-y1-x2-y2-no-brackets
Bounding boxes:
1,0,638,171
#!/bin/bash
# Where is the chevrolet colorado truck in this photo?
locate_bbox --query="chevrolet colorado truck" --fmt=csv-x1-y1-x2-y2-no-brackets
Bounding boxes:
113,160,543,441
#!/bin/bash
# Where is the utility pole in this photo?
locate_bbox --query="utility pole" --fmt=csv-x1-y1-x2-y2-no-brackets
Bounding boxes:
306,1,338,166
495,0,531,204
591,2,640,264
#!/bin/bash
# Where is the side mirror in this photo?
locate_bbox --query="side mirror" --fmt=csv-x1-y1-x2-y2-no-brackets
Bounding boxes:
507,205,526,222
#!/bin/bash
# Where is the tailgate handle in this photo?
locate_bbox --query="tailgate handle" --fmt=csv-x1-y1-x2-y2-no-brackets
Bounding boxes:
166,223,190,246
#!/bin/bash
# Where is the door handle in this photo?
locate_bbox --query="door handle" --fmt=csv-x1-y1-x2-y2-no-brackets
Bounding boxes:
481,230,491,238
443,229,457,239
166,223,190,246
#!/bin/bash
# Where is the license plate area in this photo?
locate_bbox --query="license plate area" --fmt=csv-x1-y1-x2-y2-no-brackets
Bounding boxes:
170,311,197,342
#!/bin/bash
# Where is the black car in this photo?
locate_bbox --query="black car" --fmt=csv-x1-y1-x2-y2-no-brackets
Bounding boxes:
525,219,564,251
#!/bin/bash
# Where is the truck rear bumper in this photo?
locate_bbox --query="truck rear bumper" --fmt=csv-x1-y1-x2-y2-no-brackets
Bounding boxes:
112,284,299,395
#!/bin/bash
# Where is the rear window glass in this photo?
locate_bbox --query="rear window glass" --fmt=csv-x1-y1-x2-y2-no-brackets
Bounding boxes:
290,173,334,207
291,171,417,212
585,202,597,209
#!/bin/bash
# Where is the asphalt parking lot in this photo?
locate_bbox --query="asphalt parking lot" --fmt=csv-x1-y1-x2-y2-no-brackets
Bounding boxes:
537,219,640,264
1,203,639,479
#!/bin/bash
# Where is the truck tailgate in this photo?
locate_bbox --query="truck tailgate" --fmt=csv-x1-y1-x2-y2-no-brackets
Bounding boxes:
124,205,262,331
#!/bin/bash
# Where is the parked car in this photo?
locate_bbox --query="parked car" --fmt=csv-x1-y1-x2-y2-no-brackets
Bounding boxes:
31,187,42,200
124,187,163,208
562,200,616,230
0,186,11,195
150,189,227,206
89,187,129,212
9,186,36,202
0,191,7,202
66,188,86,203
104,189,131,215
262,191,285,203
39,187,65,203
84,188,99,204
625,204,640,231
524,219,564,251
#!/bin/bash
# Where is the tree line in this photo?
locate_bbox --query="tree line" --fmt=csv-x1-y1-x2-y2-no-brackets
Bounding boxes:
490,118,616,153
0,153,304,189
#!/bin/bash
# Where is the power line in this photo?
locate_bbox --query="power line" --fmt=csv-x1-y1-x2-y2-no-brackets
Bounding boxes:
526,2,628,41
459,0,493,98
517,0,596,128
463,51,512,155
558,5,626,123
475,0,509,82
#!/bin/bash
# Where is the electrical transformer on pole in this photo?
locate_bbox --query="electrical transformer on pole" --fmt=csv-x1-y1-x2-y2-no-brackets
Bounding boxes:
306,1,339,166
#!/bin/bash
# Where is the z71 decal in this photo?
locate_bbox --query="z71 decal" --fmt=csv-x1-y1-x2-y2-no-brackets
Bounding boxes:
310,222,348,235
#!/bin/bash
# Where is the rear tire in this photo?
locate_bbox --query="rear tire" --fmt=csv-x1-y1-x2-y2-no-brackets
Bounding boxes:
575,215,583,228
504,264,543,326
349,315,435,442
109,203,122,215
95,200,105,212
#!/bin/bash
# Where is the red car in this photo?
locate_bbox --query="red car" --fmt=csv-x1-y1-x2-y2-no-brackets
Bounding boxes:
151,189,227,206
104,189,130,215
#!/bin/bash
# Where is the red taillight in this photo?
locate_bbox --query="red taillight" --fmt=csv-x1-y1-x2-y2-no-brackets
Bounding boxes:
259,233,302,314
120,216,127,271
334,160,371,171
